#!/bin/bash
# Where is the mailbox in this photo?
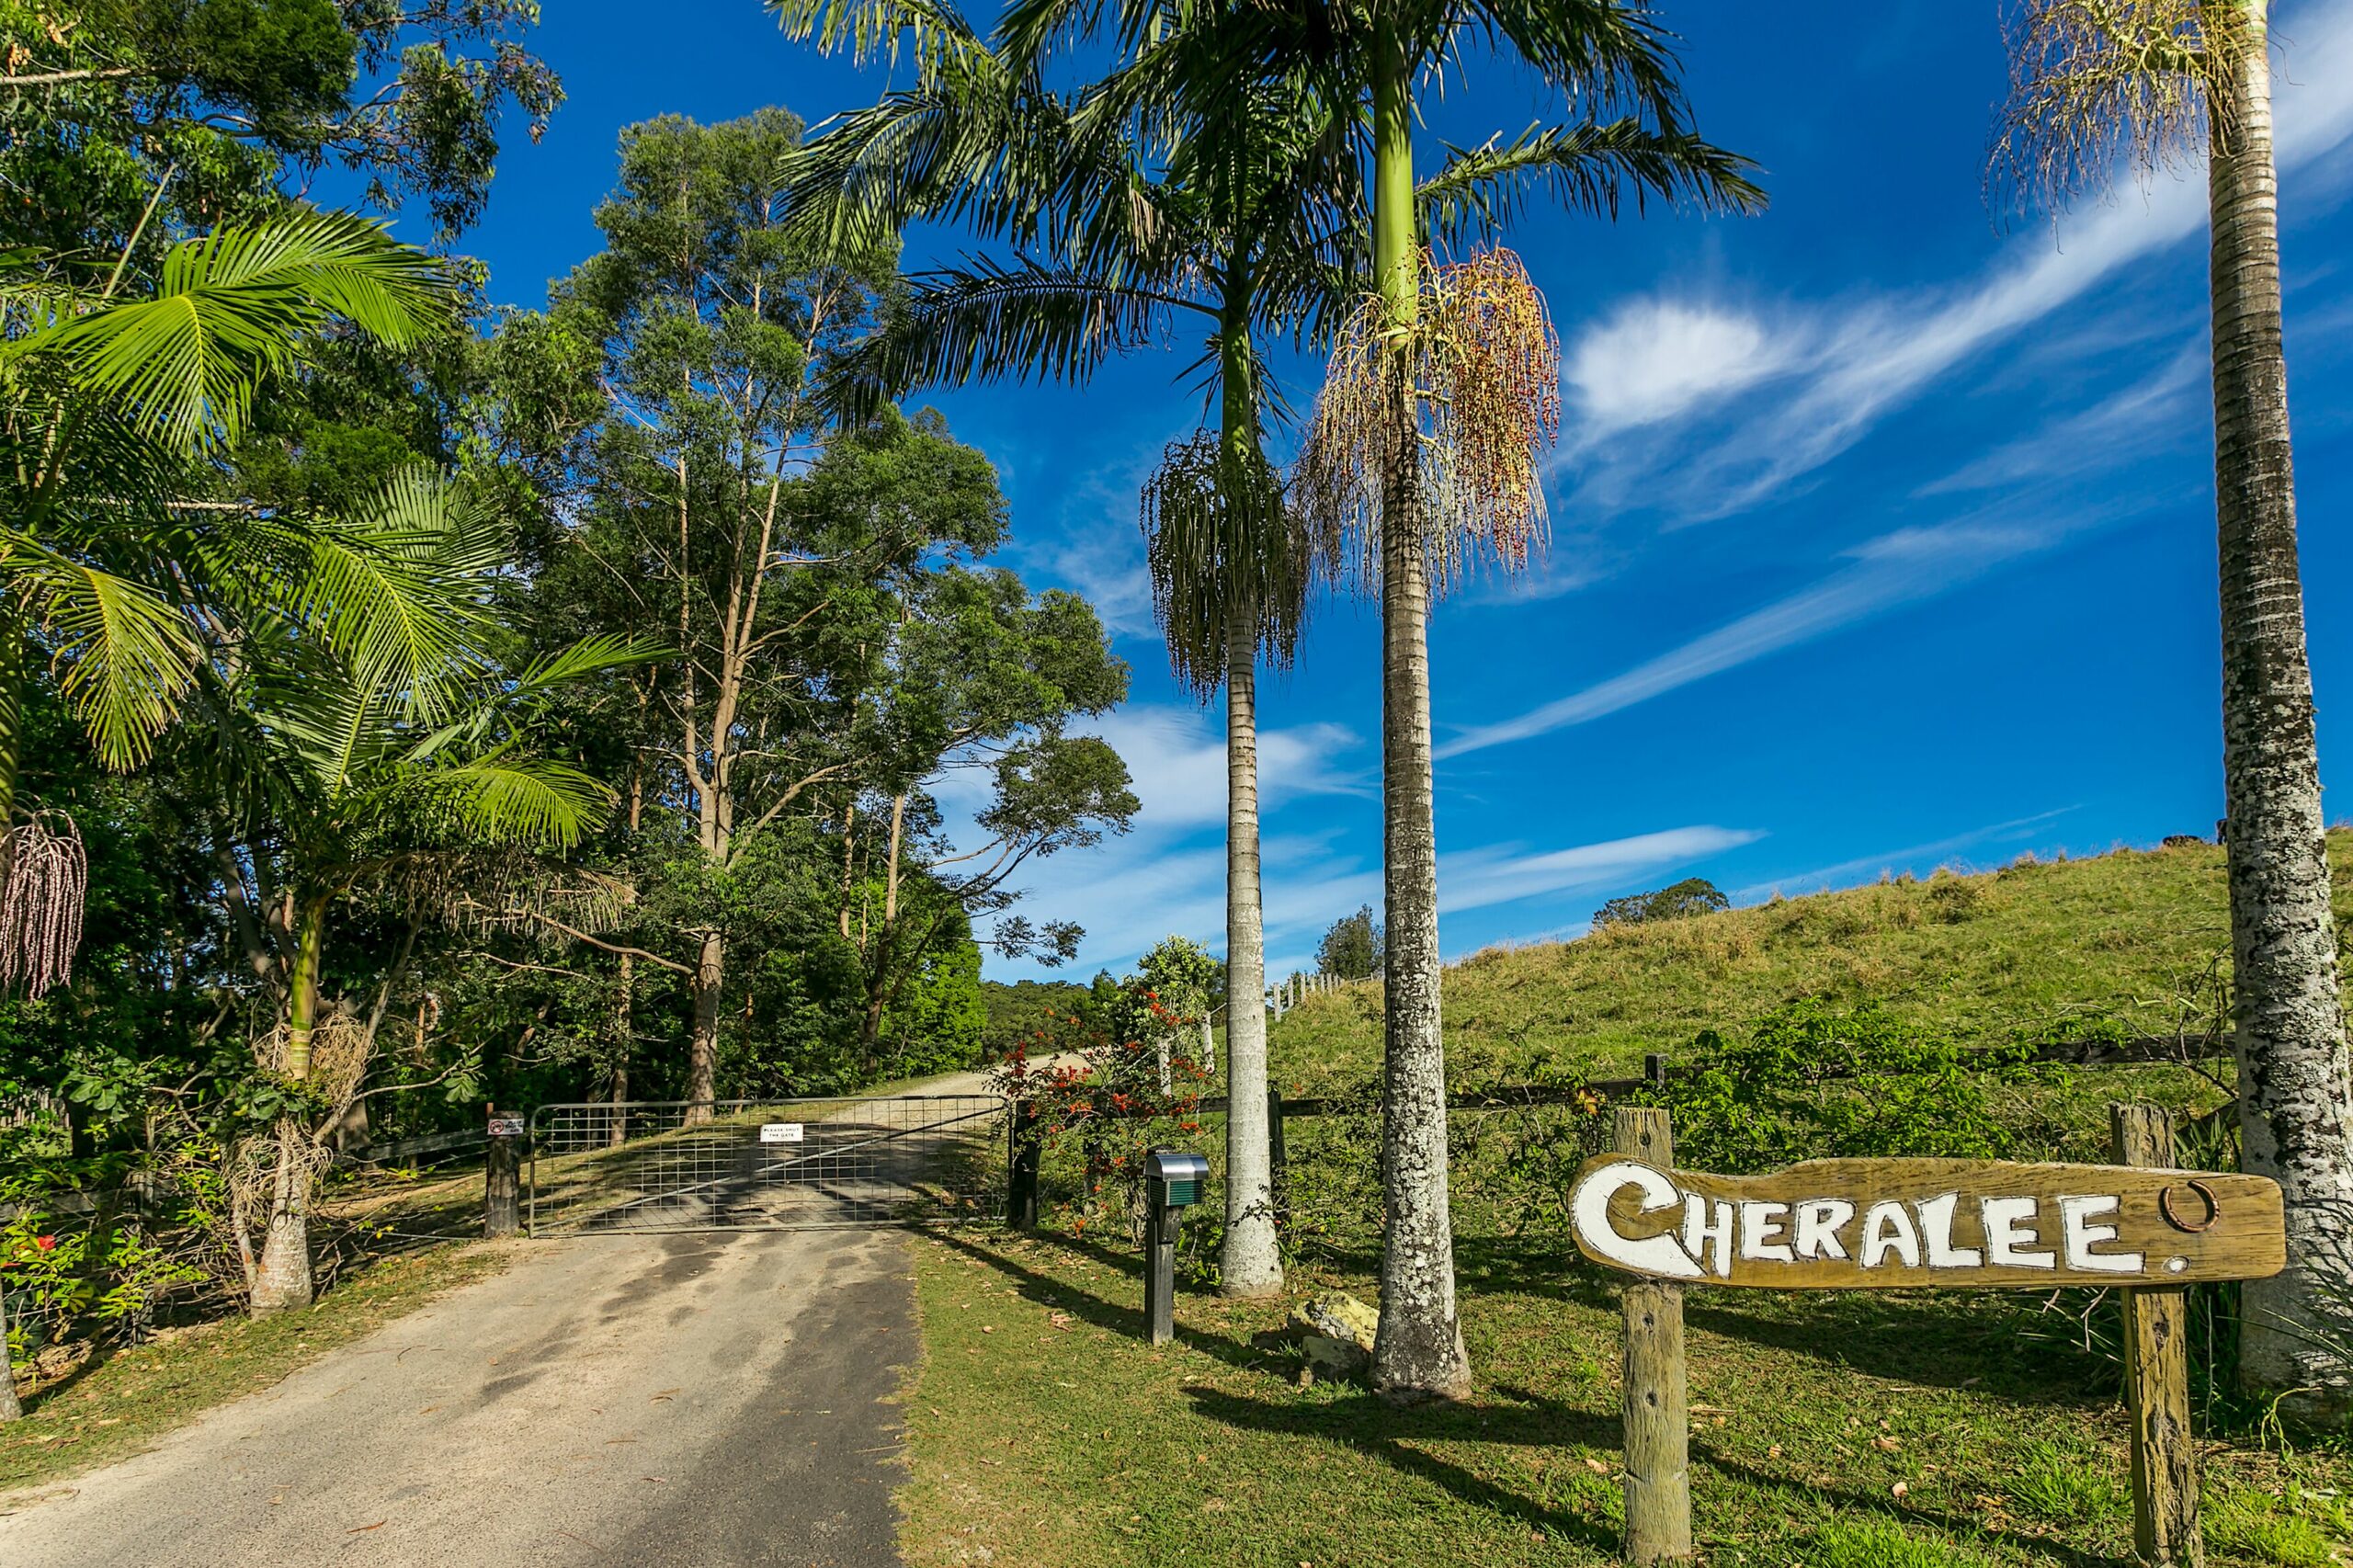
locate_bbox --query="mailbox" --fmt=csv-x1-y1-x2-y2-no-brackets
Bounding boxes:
1146,1149,1209,1209
1141,1149,1208,1346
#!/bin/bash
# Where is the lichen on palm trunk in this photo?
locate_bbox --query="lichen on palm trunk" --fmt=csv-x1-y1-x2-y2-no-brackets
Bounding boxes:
2201,0,2353,1415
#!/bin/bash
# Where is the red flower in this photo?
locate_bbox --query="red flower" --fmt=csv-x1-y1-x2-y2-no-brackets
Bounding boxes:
33,1234,57,1251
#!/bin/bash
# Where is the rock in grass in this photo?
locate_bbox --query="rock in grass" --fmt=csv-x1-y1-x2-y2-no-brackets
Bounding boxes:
1300,1333,1367,1382
1288,1292,1378,1381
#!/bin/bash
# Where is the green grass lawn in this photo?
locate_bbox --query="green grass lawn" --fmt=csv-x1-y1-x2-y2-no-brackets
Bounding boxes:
899,836,2353,1562
1267,835,2353,1093
898,1227,2353,1567
0,1240,514,1497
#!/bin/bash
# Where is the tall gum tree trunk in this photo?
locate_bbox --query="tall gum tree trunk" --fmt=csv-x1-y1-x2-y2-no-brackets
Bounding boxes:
1368,34,1471,1403
610,951,633,1147
1222,609,1280,1296
252,903,324,1315
686,930,723,1119
2207,0,2353,1412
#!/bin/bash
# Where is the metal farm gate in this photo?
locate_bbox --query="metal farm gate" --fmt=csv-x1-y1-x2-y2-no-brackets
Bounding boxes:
526,1094,1008,1235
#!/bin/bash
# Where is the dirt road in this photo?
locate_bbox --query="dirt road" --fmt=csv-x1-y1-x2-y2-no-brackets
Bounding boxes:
0,1225,919,1566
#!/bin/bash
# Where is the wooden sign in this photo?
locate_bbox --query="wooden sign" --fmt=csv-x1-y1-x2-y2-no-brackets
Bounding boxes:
1568,1153,2284,1290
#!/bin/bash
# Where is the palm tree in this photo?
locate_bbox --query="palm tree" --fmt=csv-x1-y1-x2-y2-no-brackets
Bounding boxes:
991,0,1759,1401
0,210,454,996
1993,0,2353,1412
771,1,1738,1305
773,5,1347,1298
209,466,646,1313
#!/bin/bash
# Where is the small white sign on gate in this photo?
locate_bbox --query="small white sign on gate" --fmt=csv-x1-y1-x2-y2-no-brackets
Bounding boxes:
759,1122,804,1143
486,1116,526,1138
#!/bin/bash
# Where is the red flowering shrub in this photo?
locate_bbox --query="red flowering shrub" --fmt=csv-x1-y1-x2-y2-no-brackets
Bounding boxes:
993,991,1211,1247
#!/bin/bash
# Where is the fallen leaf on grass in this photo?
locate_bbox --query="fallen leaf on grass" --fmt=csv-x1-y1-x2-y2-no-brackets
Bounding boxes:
1892,1482,1909,1499
1049,1312,1074,1330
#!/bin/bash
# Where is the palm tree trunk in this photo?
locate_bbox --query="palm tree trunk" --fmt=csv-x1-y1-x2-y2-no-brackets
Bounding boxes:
252,900,324,1315
685,930,723,1122
250,1118,315,1314
1215,255,1282,1299
1369,32,1471,1403
1222,609,1281,1296
2205,0,2353,1414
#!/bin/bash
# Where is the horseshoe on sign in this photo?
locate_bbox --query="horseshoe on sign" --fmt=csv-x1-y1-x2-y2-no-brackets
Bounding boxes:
2158,1178,2219,1234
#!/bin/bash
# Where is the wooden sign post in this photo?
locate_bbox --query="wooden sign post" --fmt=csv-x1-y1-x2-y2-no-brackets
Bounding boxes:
2113,1104,2200,1566
1569,1105,2285,1566
1614,1107,1690,1564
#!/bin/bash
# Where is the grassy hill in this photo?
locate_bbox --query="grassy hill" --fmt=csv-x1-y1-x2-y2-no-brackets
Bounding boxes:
1267,832,2353,1094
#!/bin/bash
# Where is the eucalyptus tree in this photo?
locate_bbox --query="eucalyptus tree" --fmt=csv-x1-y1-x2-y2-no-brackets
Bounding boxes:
495,111,1133,1112
974,0,1761,1400
1993,0,2352,1410
0,0,561,254
0,211,455,996
204,465,646,1313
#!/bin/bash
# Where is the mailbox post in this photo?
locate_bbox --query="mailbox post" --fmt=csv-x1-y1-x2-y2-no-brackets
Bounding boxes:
484,1108,526,1237
1142,1148,1207,1346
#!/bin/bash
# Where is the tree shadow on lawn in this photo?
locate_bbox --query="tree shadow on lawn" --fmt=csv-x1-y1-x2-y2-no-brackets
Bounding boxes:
926,1229,1300,1379
1181,1380,1621,1555
1693,1443,2120,1568
1681,1290,2117,1406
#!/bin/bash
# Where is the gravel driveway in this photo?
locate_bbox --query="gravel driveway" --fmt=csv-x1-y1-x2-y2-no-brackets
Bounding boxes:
0,1224,921,1566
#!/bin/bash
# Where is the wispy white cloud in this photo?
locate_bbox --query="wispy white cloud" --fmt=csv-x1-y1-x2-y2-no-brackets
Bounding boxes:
1438,826,1768,915
1557,3,2353,520
1436,510,2090,759
1730,808,2079,900
995,818,1762,981
1086,707,1370,830
1916,342,2206,496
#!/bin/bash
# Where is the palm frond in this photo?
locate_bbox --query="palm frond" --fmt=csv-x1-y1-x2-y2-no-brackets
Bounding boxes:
1457,0,1696,130
280,466,506,712
23,211,455,452
821,256,1205,417
8,540,200,769
1421,119,1766,246
767,0,996,75
413,758,614,851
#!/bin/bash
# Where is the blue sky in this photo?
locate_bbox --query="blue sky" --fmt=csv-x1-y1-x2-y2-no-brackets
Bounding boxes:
435,1,2353,984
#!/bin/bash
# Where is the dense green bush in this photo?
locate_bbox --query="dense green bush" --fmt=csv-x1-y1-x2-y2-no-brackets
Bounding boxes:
1630,997,2061,1172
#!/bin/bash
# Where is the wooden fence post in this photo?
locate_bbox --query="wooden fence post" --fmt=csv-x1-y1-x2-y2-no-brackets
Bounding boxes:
1267,1087,1289,1233
1616,1105,1692,1563
483,1121,522,1238
2112,1102,2202,1567
1009,1099,1041,1231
